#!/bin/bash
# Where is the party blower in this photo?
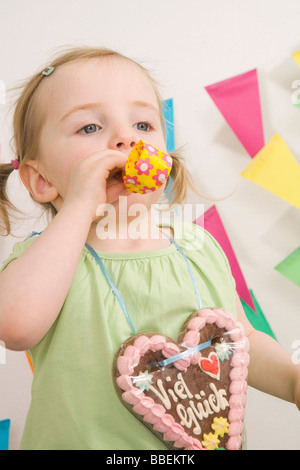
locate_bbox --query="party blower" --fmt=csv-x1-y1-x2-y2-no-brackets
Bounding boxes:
122,141,173,194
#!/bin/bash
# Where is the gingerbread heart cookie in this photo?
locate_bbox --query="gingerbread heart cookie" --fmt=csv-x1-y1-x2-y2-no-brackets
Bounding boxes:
113,308,249,450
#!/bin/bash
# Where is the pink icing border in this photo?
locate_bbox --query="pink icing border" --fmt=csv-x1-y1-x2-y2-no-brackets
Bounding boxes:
116,308,250,451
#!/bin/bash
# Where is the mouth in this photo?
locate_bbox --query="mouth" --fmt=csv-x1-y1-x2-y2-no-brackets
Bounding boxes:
107,169,125,187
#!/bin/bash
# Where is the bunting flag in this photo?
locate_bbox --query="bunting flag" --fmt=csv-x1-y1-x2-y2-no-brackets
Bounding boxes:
275,246,300,287
0,419,10,450
292,51,300,67
241,133,300,209
205,69,264,158
194,205,256,311
240,290,277,341
25,351,34,374
163,98,175,200
294,96,300,109
163,98,175,153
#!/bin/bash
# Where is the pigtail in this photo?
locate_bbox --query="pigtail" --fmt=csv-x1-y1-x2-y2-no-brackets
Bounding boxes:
167,149,208,205
168,149,230,205
0,162,17,235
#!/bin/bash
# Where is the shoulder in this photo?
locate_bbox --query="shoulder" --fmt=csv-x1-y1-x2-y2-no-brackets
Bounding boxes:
172,220,227,257
0,233,39,272
171,220,233,276
172,220,237,307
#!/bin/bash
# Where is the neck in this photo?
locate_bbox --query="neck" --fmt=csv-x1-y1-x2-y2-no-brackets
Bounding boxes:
86,208,173,253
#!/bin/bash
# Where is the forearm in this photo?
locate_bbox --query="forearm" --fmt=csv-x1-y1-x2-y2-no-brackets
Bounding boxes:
247,328,299,405
0,201,91,350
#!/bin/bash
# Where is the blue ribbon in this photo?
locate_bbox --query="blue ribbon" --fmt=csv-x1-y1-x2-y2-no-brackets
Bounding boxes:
156,339,212,368
26,231,203,341
85,231,203,336
161,232,203,310
85,243,136,335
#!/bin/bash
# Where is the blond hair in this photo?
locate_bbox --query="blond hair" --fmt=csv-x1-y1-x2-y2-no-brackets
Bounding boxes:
0,46,196,236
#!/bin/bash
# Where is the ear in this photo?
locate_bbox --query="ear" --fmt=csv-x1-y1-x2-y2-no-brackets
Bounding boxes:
19,160,59,203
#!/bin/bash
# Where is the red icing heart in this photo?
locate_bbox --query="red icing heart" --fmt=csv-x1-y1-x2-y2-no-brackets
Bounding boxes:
199,353,220,380
113,308,249,450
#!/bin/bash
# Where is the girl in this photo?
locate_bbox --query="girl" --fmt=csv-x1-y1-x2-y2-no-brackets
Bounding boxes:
0,47,299,450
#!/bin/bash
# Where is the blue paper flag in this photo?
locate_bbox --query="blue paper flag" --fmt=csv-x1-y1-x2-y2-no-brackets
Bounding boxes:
0,419,10,450
163,98,175,153
163,98,175,201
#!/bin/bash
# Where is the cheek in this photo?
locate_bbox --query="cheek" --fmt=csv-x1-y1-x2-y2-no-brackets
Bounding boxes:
60,139,92,167
149,184,168,204
41,139,93,193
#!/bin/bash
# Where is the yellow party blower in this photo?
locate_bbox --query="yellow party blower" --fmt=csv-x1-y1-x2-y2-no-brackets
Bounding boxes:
123,141,173,194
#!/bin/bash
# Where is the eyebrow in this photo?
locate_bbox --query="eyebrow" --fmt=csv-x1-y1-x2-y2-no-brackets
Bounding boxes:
132,101,160,115
60,100,160,122
60,103,102,122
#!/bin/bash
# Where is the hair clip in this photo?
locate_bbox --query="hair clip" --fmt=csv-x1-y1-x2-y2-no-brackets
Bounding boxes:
42,66,55,76
11,159,20,170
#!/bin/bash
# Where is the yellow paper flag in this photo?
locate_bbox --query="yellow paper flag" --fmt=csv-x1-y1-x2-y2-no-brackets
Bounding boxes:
241,133,300,209
292,51,300,67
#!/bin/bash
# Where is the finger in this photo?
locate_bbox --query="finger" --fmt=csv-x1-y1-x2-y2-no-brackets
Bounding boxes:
84,149,128,166
87,150,128,178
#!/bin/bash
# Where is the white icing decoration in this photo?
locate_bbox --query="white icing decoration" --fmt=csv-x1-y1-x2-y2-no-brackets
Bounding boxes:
149,379,171,410
133,370,153,391
148,375,229,436
168,389,178,403
215,340,231,361
173,373,193,400
176,404,201,435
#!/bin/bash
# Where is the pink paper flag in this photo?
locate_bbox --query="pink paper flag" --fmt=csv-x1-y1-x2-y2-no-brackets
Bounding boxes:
205,69,265,158
194,205,256,311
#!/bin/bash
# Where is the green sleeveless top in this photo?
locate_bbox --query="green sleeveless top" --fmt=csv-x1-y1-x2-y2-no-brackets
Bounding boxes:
1,222,237,450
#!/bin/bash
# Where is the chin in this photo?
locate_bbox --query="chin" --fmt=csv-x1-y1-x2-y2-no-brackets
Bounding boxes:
110,191,159,217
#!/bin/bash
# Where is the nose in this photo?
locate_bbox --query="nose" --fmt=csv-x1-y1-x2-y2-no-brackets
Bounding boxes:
109,126,137,153
116,138,136,150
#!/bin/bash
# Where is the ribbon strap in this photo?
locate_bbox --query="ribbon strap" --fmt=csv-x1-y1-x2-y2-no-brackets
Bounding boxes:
85,231,203,336
85,243,136,335
156,339,212,368
160,231,203,310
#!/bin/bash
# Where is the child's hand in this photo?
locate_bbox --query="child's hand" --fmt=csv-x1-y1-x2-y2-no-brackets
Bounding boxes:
63,149,128,221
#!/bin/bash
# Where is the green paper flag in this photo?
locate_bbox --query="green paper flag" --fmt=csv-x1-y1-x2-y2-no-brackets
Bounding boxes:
240,290,277,341
275,247,300,287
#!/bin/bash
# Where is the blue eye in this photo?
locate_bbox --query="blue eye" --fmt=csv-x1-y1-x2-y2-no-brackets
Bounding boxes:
134,122,151,131
79,124,101,134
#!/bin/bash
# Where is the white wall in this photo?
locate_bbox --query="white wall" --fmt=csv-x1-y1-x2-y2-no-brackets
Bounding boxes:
0,0,300,450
